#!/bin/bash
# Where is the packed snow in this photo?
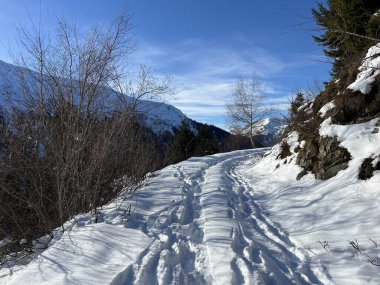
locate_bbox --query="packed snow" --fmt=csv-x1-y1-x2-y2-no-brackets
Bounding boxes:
0,150,322,285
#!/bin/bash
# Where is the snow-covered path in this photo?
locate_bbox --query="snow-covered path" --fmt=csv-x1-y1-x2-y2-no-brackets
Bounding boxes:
1,149,326,285
123,150,320,285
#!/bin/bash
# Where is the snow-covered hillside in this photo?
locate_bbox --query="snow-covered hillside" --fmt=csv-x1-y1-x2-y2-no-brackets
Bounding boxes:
251,41,380,284
0,60,192,135
256,123,380,284
253,118,285,147
1,144,380,284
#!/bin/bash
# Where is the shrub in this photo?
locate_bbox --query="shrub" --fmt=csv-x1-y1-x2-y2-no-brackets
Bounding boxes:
0,13,168,258
278,141,291,159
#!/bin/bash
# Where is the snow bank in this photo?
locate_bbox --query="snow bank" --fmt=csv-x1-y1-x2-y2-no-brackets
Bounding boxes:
1,225,152,285
318,101,335,118
348,44,380,94
248,115,380,284
320,117,380,162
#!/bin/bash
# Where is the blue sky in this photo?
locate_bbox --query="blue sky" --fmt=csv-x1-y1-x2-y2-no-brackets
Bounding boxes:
0,0,330,130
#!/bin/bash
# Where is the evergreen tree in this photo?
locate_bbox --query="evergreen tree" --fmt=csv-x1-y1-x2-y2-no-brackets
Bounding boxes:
193,125,219,156
312,0,380,76
164,122,221,165
165,121,196,164
290,92,305,115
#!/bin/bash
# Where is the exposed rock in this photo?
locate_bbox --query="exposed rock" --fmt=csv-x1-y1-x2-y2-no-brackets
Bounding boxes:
277,141,291,159
359,157,380,180
288,44,380,180
358,158,375,180
330,75,380,125
321,162,349,180
296,169,307,180
297,136,351,180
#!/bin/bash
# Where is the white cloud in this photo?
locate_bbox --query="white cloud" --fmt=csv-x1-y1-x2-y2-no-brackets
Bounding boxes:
132,37,304,128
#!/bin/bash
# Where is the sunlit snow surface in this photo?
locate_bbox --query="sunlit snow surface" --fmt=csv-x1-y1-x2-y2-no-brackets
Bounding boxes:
318,101,335,118
255,118,380,285
348,43,380,94
1,115,380,284
1,139,380,284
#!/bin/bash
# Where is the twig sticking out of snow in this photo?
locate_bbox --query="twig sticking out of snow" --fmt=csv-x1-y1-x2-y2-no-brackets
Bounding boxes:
349,239,380,267
318,240,330,253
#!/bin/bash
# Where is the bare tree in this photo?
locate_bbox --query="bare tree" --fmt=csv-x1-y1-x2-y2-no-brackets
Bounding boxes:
226,75,266,148
0,11,172,256
112,64,174,120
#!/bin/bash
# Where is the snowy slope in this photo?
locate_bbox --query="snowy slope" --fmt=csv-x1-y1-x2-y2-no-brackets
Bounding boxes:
3,46,380,283
348,43,380,94
256,117,380,284
242,41,380,284
0,60,192,134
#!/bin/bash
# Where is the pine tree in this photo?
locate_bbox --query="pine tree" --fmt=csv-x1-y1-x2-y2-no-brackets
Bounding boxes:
312,0,380,76
165,121,196,164
164,123,221,165
193,125,219,156
290,92,305,115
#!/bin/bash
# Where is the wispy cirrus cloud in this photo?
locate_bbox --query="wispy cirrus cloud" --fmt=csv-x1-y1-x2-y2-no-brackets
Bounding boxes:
132,37,322,129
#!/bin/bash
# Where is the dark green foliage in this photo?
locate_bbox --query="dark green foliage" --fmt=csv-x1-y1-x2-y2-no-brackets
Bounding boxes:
312,0,380,76
287,1,380,181
165,121,196,164
193,125,220,156
227,134,253,150
290,92,306,115
0,108,6,154
165,122,221,165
